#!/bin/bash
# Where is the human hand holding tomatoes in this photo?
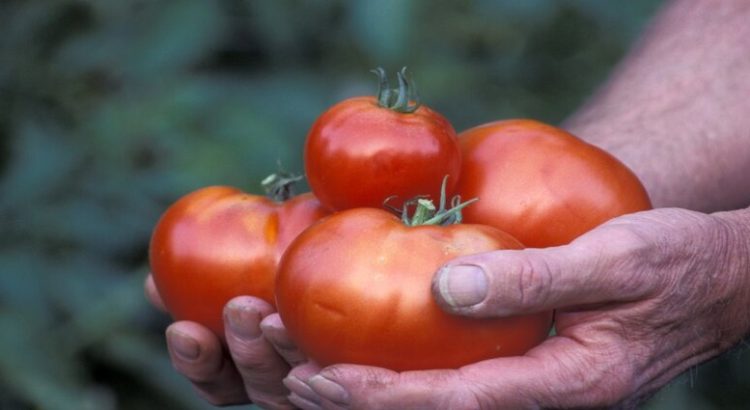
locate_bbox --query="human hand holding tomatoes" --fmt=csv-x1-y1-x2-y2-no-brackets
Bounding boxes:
149,174,329,338
275,188,552,372
284,208,750,409
457,119,652,247
144,279,304,408
305,67,461,211
146,173,324,408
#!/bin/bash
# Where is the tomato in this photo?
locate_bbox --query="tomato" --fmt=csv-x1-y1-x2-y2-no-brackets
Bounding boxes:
457,119,652,248
275,204,553,371
149,178,329,338
305,68,461,211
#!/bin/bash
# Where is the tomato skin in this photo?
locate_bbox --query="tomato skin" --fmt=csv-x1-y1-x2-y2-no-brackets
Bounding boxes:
275,208,553,371
305,96,461,211
149,186,329,337
458,119,652,248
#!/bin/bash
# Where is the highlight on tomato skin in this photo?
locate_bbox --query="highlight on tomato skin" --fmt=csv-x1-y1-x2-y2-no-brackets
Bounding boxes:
457,119,653,248
304,67,462,212
149,180,329,339
275,204,553,372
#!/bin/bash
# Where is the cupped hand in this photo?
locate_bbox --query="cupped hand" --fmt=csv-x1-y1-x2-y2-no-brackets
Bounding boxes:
284,208,750,409
144,275,305,409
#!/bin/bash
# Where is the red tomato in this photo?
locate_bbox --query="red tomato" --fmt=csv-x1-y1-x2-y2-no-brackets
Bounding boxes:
275,207,553,371
150,185,328,337
305,68,461,211
457,119,652,248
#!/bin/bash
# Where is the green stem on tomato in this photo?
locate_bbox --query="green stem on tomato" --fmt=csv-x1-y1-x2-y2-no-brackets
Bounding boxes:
403,176,477,226
371,67,392,107
409,198,436,225
261,172,304,202
422,197,478,226
371,66,421,113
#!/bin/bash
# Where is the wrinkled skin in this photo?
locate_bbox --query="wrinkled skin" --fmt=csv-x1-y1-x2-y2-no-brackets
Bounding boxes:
144,280,303,408
275,207,552,371
146,207,750,409
457,119,652,248
305,96,461,211
283,208,750,409
147,0,750,407
150,186,328,337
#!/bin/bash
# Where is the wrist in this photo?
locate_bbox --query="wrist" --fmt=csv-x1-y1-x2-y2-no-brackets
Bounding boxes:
710,207,750,346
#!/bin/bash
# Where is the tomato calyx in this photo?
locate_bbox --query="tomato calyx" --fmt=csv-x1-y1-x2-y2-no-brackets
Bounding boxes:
370,66,421,113
390,177,477,226
261,172,304,202
405,196,477,226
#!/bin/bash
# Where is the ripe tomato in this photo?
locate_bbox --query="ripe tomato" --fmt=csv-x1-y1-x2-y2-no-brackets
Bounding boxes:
457,119,652,248
275,205,553,371
149,180,328,338
305,68,461,211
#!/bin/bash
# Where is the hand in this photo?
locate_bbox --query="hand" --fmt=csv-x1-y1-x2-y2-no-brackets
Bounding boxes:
144,275,306,409
284,208,750,409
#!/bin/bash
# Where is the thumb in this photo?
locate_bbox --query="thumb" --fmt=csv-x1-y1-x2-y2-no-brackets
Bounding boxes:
432,227,656,317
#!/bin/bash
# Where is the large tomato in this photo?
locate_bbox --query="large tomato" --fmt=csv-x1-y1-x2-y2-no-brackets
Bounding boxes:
305,68,461,211
150,178,329,337
457,119,652,248
275,204,552,371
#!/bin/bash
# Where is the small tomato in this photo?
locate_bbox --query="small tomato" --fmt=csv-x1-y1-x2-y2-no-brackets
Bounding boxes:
305,68,461,211
149,175,329,337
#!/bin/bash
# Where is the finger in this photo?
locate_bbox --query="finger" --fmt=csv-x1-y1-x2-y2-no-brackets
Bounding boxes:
223,296,294,409
286,337,638,409
165,321,248,406
144,273,167,312
261,313,307,366
285,362,323,410
431,223,660,317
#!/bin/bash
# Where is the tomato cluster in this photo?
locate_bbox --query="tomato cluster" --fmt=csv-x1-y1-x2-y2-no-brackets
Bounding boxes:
149,68,652,371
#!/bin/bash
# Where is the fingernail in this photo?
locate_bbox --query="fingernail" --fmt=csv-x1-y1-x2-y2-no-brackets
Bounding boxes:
225,300,262,340
284,376,320,404
167,330,200,361
308,375,350,407
437,264,488,308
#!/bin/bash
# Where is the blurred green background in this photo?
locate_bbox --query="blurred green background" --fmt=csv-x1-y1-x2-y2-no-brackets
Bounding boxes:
2,1,748,409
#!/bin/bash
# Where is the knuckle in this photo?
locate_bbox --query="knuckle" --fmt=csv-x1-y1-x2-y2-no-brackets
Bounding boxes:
232,351,277,373
512,254,554,311
228,338,286,374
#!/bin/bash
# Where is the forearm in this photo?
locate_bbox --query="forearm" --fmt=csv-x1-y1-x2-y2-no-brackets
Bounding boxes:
564,0,750,212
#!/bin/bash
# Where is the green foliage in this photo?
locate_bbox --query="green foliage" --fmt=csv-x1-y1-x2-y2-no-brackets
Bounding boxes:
1,0,747,409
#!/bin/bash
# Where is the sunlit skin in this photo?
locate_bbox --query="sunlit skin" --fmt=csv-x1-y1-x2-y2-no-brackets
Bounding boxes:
150,186,329,338
458,119,652,247
275,207,553,371
305,95,461,211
